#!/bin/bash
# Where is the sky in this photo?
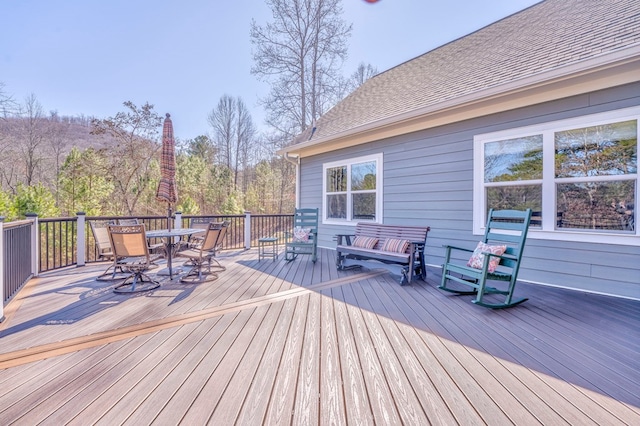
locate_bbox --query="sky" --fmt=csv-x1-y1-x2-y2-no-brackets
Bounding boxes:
1,0,541,141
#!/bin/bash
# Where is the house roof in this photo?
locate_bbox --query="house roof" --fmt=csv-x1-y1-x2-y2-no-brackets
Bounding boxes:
283,0,640,156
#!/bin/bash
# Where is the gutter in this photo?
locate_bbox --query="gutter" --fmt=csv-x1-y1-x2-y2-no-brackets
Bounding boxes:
283,152,301,208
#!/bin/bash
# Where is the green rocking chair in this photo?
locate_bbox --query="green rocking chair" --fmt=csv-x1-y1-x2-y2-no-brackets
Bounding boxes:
439,209,532,308
285,208,319,263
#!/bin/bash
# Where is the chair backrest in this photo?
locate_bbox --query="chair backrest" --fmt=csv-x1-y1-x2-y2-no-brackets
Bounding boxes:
89,221,112,256
483,209,532,271
199,223,223,253
190,217,218,230
108,224,150,259
293,208,319,236
117,218,140,225
214,221,230,251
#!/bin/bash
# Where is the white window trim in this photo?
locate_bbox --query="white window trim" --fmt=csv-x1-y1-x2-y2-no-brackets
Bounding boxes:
323,153,383,226
474,106,640,246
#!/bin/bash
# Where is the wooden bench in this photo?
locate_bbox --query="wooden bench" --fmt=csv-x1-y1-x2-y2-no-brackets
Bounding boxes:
335,223,430,285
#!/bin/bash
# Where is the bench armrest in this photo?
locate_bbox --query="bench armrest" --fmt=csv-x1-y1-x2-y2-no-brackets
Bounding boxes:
334,234,355,245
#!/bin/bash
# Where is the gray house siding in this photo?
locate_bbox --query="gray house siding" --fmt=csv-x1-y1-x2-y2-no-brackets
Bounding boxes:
299,81,640,300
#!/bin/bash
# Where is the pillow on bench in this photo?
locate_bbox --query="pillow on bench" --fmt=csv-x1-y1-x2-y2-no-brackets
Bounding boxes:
380,238,410,253
352,236,378,249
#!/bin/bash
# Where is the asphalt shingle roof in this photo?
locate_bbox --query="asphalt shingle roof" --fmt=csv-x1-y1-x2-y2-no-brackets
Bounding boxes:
296,0,640,145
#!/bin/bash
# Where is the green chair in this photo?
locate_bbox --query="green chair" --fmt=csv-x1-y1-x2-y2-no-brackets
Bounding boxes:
284,208,319,263
439,209,532,308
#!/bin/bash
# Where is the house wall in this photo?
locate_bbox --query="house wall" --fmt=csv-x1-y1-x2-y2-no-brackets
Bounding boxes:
299,81,640,300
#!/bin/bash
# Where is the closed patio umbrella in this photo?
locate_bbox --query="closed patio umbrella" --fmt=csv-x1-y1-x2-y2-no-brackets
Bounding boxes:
156,113,178,230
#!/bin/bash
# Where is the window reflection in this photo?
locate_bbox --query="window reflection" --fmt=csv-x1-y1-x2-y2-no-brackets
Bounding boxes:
557,181,635,232
326,166,347,192
555,120,637,178
484,135,543,182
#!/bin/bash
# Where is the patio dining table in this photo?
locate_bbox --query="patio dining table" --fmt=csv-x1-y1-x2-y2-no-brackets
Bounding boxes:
145,228,205,280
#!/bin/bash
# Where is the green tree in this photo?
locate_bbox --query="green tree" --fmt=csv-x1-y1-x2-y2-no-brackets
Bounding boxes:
13,183,59,218
0,188,17,220
58,147,114,216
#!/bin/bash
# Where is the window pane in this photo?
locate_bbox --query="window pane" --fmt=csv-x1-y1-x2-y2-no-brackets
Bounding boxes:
486,185,542,225
351,161,377,191
326,166,347,192
555,120,637,178
352,193,376,221
327,194,347,219
484,135,543,182
556,180,635,232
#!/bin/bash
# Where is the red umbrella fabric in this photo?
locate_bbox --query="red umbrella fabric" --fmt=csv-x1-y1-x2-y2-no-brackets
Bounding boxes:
156,113,178,205
156,113,178,230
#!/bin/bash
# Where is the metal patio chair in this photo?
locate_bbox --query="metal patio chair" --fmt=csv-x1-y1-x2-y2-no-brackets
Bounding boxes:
175,222,223,283
108,224,161,294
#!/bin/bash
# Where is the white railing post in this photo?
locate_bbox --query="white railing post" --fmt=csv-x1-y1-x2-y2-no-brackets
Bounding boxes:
0,216,5,322
244,211,251,249
76,212,86,267
174,212,182,245
26,213,39,277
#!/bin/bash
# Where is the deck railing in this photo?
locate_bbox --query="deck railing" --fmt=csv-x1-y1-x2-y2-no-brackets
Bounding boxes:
1,216,38,320
1,211,294,312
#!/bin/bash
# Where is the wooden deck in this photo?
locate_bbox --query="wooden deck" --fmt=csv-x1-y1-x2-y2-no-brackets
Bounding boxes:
0,247,638,425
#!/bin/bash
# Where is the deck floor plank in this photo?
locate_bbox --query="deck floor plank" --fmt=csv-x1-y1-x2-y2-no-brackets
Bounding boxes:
405,276,639,425
207,299,289,425
234,296,299,425
339,282,404,425
263,294,309,425
291,290,321,425
329,286,375,425
0,247,637,425
318,288,347,426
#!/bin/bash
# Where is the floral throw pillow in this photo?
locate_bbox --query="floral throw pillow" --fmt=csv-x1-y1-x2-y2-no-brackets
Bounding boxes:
467,241,507,272
293,227,311,242
352,236,378,249
380,238,410,253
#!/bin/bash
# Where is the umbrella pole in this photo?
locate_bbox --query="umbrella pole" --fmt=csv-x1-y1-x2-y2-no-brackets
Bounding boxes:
167,205,173,279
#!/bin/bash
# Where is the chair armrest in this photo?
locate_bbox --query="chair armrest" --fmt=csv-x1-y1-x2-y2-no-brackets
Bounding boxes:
442,244,473,253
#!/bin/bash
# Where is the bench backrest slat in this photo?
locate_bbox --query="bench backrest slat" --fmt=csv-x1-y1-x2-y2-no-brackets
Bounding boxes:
354,223,429,252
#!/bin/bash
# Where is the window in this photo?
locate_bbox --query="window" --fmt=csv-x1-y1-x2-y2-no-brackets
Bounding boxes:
323,154,383,224
474,107,639,244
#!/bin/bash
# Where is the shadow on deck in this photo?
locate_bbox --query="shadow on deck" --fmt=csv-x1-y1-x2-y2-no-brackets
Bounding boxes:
0,247,638,424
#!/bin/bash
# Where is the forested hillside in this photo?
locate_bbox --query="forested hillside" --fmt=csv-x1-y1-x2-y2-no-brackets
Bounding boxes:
0,100,295,220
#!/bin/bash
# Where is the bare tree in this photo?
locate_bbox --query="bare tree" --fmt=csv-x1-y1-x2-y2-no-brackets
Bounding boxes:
46,111,71,204
208,95,257,192
13,94,48,186
90,101,162,215
250,0,351,140
347,62,378,92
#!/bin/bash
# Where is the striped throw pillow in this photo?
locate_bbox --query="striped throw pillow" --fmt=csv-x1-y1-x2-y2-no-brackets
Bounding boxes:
352,236,378,249
381,238,409,253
